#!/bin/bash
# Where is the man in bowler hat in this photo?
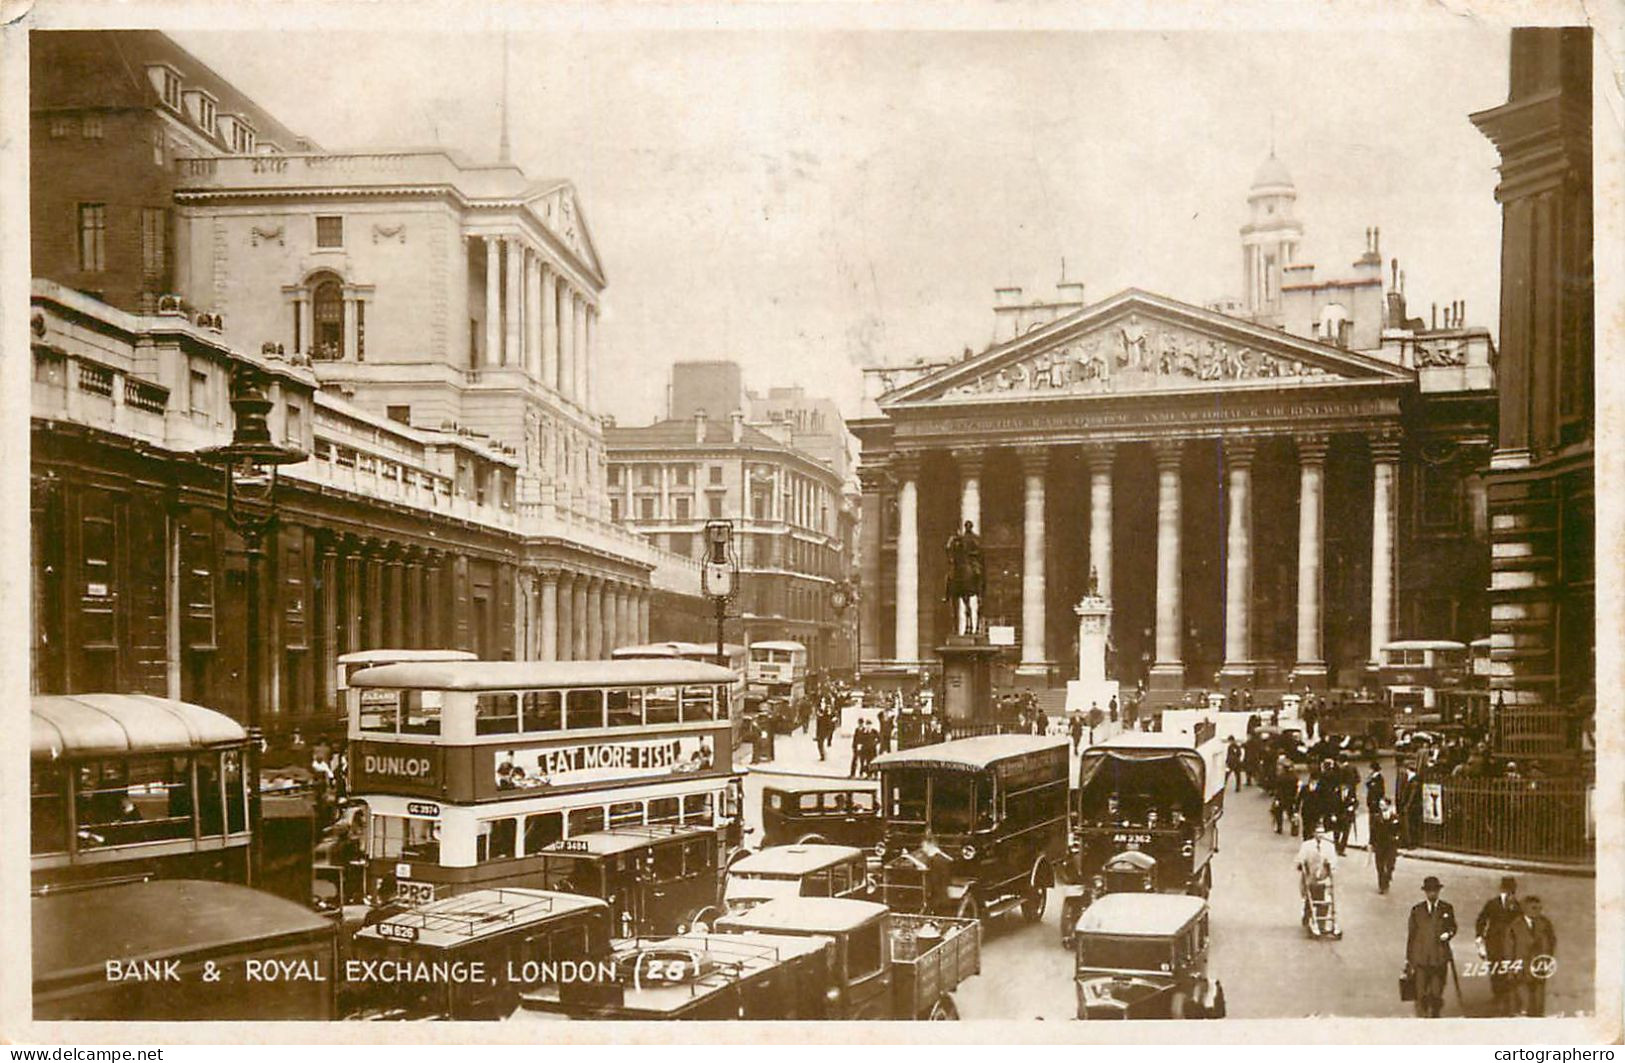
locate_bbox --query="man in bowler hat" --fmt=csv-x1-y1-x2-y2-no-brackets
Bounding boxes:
1475,875,1523,1016
1406,875,1457,1017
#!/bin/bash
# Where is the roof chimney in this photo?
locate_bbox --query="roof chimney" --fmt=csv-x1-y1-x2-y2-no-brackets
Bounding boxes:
730,410,745,443
694,410,708,444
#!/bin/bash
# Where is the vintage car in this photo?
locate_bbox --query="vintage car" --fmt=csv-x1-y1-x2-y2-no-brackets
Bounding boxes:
758,777,882,849
1058,850,1158,949
531,825,728,938
722,844,877,915
513,897,980,1021
874,735,1069,924
1073,892,1223,1020
1060,731,1225,940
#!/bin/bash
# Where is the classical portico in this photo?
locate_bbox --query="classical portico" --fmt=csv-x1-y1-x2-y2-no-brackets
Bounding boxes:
853,289,1437,697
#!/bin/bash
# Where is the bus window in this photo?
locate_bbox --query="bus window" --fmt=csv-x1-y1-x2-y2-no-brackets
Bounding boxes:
828,862,851,895
683,792,714,825
31,763,67,855
358,690,400,732
523,690,562,731
566,689,604,730
479,818,517,861
475,693,520,735
652,843,683,881
524,812,563,854
371,815,440,862
607,689,642,728
402,691,442,736
682,838,712,875
648,797,680,824
195,755,223,835
680,686,716,722
221,750,247,834
645,687,679,725
609,801,644,828
568,806,605,836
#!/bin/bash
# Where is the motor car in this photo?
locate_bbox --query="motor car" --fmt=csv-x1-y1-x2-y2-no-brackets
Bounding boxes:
723,844,877,915
1073,892,1223,1020
530,825,729,938
758,778,882,849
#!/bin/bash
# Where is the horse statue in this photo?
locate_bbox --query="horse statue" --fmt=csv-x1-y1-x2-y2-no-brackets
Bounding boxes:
945,521,986,637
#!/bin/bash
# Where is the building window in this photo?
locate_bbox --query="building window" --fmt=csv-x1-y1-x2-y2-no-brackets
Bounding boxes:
162,71,181,109
198,97,215,132
77,203,106,272
140,208,168,280
675,465,691,486
81,114,103,139
674,497,691,520
311,274,344,359
710,465,723,485
708,495,723,518
639,466,656,487
639,497,655,521
609,498,621,522
356,299,365,360
315,215,344,248
188,369,208,413
386,405,410,425
608,467,621,486
285,403,302,444
49,116,73,138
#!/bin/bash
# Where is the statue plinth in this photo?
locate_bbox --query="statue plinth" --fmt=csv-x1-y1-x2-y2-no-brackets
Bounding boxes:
936,634,999,729
1065,594,1120,715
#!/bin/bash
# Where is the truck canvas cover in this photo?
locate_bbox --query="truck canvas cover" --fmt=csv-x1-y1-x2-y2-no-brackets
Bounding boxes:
1077,736,1221,803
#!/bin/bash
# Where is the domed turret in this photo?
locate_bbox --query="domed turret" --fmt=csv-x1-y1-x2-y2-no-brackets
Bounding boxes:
1250,152,1295,192
1240,150,1303,324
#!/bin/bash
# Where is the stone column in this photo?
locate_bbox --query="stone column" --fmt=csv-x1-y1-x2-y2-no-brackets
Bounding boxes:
540,264,558,389
525,253,541,378
585,578,603,660
1220,439,1255,681
317,535,338,710
539,570,560,662
364,541,385,648
1017,446,1049,673
573,574,592,661
1150,441,1185,690
557,572,576,661
556,283,574,398
1369,434,1401,665
504,238,523,367
343,295,359,361
585,307,597,412
419,549,442,648
1295,434,1329,683
573,295,588,402
638,589,651,643
483,236,500,368
892,453,920,666
954,448,983,532
1086,444,1114,601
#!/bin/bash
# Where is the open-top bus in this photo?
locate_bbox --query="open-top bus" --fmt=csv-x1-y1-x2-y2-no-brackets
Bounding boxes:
345,659,743,908
748,641,808,704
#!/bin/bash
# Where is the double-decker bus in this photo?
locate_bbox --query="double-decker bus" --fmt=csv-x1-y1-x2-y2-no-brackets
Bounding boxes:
31,694,255,893
1377,640,1469,724
613,642,747,746
748,640,808,704
346,659,743,908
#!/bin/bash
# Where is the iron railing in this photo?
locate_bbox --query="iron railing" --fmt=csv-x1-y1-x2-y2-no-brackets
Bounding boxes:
1416,776,1592,862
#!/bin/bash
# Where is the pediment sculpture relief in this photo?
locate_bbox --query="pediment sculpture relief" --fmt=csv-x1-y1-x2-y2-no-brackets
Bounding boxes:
943,314,1331,399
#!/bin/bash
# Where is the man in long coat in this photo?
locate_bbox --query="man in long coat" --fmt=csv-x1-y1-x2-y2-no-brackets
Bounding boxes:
1475,876,1523,1016
1503,894,1556,1017
1406,875,1458,1018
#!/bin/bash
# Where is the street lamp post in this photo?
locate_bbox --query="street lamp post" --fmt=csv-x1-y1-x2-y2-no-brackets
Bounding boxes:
199,367,308,885
701,519,739,666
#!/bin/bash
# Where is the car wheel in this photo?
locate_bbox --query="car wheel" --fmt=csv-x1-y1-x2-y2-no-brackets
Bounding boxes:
955,894,980,923
1021,885,1047,922
928,995,960,1021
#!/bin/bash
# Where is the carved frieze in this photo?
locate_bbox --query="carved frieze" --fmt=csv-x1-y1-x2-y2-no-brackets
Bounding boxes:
942,312,1331,399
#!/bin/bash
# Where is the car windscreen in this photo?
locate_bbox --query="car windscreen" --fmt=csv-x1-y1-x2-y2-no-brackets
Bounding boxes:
886,770,927,823
930,773,976,834
1078,935,1174,973
723,874,803,904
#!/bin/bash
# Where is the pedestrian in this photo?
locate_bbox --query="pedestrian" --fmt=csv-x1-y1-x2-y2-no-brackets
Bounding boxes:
1369,798,1400,894
1474,875,1523,1016
1108,695,1118,723
1331,754,1357,855
815,706,834,761
1364,758,1387,813
1294,829,1338,935
878,709,894,754
1503,894,1556,1017
1397,764,1423,848
1069,712,1085,753
1271,761,1299,835
1405,875,1458,1018
1224,737,1243,793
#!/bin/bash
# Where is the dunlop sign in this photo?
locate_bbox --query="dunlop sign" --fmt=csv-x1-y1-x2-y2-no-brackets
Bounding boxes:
352,742,444,794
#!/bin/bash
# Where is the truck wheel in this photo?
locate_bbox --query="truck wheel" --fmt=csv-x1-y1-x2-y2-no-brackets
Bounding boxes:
1021,885,1047,923
955,894,980,923
928,995,960,1021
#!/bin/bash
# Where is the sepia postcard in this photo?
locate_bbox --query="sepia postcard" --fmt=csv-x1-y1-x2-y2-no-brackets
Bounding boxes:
0,0,1619,1047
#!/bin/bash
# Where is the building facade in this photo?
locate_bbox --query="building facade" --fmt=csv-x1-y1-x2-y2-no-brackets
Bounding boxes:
1470,28,1595,742
606,411,851,671
28,30,705,734
854,164,1496,697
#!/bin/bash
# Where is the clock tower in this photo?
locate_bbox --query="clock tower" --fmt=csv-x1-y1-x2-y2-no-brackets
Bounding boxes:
1241,151,1304,327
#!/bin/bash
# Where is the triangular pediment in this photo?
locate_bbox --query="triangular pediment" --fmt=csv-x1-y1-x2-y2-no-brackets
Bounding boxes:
881,289,1413,408
526,183,604,283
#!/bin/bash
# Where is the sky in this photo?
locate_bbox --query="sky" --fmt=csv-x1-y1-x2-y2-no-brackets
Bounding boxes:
174,23,1511,425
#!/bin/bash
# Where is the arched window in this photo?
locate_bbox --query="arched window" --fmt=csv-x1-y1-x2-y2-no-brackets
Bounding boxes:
311,273,344,359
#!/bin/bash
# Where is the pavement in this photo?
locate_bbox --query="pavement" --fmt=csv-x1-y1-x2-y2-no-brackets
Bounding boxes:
737,717,1596,1020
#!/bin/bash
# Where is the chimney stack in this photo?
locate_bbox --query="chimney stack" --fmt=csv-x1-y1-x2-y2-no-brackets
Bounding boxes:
730,410,745,443
694,410,708,444
1431,303,1438,330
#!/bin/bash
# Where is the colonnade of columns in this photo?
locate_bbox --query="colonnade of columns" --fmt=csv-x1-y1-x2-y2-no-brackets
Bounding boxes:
477,234,597,405
886,431,1402,685
531,569,653,661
